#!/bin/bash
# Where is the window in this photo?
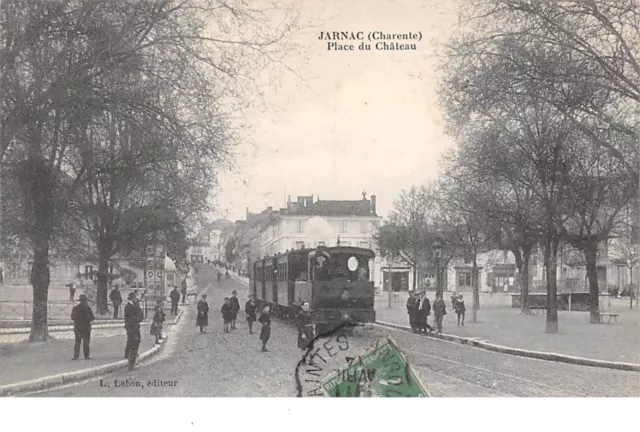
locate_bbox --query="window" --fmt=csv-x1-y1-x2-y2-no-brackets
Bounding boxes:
360,221,368,233
296,241,305,249
457,271,472,287
342,241,351,246
317,241,326,247
359,241,369,248
340,220,348,233
463,253,471,264
296,220,305,233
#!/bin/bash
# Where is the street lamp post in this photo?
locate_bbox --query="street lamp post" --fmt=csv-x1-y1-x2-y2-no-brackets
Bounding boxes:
433,237,443,298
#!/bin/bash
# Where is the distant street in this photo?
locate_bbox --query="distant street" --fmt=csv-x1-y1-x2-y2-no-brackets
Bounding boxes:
39,270,639,397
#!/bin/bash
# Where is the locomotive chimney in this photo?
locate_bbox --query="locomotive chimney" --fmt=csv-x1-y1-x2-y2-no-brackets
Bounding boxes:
371,195,377,215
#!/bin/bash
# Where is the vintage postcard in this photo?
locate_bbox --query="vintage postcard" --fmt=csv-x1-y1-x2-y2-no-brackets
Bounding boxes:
0,0,638,416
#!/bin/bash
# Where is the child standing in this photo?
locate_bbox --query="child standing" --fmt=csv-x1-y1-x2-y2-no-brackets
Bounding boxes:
258,306,271,352
221,297,233,333
150,299,166,344
455,295,466,327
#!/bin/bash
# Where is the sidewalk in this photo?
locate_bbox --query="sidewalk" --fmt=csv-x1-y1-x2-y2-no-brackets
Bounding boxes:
375,294,640,364
0,332,156,387
0,308,184,391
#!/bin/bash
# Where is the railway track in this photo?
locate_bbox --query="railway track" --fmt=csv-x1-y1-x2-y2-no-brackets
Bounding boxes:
356,321,592,397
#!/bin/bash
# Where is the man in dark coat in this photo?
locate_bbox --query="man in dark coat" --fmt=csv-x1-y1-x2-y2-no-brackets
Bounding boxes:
124,292,144,370
415,292,434,333
68,283,76,302
71,294,95,360
296,301,314,363
433,294,447,334
169,286,181,315
109,286,123,319
229,290,240,330
406,292,418,332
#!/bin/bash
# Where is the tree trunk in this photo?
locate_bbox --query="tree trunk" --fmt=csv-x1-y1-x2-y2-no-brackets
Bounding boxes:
521,245,532,314
472,257,479,322
29,240,50,342
412,260,417,291
584,242,600,323
544,235,560,333
22,157,55,343
96,245,111,315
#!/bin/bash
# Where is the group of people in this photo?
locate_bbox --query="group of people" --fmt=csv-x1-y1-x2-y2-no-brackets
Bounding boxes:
406,292,449,334
70,291,152,371
193,290,273,352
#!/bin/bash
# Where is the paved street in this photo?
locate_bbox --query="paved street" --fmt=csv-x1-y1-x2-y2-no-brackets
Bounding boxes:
34,268,640,397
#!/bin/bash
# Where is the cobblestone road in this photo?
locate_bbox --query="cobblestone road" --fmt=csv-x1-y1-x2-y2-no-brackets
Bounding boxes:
37,269,640,397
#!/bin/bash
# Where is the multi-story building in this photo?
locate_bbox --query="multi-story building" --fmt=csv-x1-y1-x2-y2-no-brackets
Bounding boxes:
230,193,383,283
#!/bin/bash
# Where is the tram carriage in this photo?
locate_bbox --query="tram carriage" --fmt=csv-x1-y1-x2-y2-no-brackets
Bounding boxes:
251,246,376,331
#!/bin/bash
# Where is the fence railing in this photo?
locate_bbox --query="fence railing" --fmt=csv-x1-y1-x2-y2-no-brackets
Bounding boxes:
0,300,77,320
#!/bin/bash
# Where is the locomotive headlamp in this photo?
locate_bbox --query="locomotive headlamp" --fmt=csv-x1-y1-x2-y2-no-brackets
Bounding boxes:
347,256,358,271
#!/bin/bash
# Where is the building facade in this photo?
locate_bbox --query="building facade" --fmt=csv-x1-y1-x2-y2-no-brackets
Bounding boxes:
229,193,384,284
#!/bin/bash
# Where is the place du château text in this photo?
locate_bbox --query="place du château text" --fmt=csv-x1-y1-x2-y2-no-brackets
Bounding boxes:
318,31,421,51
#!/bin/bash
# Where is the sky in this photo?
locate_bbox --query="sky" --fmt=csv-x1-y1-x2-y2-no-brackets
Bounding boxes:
212,0,460,223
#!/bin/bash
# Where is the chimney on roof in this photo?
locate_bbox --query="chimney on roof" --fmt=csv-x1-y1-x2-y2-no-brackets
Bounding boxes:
246,207,249,220
362,190,367,200
288,195,291,203
371,195,377,215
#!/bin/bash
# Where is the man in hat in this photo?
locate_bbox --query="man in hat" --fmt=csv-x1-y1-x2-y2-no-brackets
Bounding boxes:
416,292,434,333
124,292,144,370
109,285,123,319
71,294,95,360
169,285,181,315
229,290,240,330
406,291,418,332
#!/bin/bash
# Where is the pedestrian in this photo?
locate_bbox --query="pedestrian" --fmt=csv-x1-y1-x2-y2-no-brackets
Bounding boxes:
433,294,447,334
221,297,233,333
71,294,95,360
455,295,466,327
296,301,314,363
416,292,434,333
450,292,458,310
109,285,123,319
196,294,209,333
225,270,230,280
169,285,181,315
217,272,221,284
406,291,417,332
124,292,144,370
245,294,257,334
258,305,271,352
149,299,165,344
181,279,187,303
229,290,240,330
68,283,76,302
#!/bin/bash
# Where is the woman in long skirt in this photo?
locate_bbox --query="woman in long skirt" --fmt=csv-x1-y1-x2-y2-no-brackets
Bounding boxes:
150,299,166,344
258,305,271,352
196,294,209,333
295,301,314,363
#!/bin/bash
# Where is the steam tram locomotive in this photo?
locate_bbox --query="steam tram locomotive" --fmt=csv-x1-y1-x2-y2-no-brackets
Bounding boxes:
250,246,376,331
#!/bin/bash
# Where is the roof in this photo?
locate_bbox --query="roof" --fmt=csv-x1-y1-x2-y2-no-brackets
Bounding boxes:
286,199,376,217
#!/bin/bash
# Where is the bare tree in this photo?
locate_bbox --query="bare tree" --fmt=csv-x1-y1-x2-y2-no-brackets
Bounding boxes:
0,0,301,341
374,186,438,291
